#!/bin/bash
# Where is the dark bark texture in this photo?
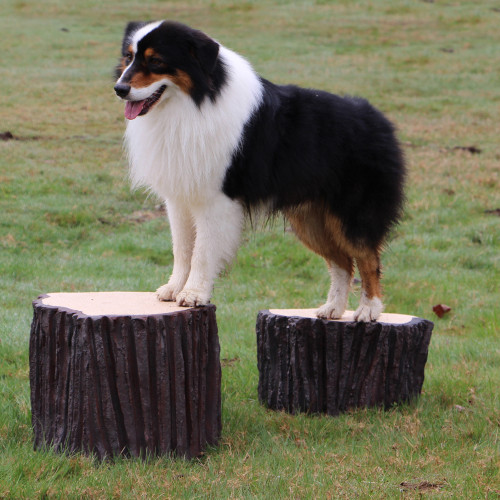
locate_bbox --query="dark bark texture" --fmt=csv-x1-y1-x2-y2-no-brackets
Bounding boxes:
30,298,221,459
256,311,433,415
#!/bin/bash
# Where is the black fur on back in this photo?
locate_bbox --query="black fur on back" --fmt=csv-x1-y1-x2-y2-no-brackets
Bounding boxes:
223,79,405,248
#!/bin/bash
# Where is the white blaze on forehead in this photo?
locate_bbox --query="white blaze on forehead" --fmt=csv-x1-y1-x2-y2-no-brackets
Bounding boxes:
131,21,163,52
117,21,164,85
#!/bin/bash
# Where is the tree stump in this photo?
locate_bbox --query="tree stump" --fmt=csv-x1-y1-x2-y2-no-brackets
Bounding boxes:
257,309,433,416
29,292,221,460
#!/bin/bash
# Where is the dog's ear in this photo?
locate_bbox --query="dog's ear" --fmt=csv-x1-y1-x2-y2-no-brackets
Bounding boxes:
189,30,220,75
124,21,147,38
122,22,147,53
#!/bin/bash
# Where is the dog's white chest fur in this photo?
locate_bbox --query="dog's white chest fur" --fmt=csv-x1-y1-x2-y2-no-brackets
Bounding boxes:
124,47,262,202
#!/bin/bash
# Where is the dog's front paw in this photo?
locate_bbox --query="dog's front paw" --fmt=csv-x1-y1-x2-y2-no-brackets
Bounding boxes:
316,301,346,320
156,283,181,302
353,296,383,322
176,288,210,307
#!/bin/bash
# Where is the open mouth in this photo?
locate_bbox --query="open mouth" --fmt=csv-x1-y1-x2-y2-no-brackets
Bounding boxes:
124,85,167,120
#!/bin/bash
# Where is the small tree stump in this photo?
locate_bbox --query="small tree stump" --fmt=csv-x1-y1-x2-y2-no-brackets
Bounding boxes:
29,292,221,460
257,309,433,416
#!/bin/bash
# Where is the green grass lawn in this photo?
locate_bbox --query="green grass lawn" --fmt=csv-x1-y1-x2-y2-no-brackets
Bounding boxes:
1,0,499,497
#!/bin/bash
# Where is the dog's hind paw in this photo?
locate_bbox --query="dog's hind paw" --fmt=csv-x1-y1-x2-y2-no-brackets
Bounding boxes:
176,288,210,307
316,301,345,320
353,295,383,322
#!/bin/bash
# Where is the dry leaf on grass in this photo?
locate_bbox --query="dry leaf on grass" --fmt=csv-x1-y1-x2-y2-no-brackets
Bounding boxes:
433,304,451,318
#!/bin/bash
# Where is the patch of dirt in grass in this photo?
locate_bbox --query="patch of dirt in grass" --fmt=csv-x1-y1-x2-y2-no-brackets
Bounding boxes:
0,131,43,141
400,480,447,492
484,208,500,216
221,357,240,367
126,207,165,224
448,145,482,154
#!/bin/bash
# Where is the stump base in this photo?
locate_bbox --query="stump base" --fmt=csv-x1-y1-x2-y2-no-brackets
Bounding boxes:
257,309,433,416
29,292,221,459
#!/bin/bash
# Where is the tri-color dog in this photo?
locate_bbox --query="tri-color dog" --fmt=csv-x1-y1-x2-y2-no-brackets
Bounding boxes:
114,21,405,322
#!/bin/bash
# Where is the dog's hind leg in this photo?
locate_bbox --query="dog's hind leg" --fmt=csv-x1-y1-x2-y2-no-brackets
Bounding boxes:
353,248,384,322
285,204,353,319
176,194,244,307
157,199,195,302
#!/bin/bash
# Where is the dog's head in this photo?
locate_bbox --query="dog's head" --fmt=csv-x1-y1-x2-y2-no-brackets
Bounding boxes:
114,21,224,119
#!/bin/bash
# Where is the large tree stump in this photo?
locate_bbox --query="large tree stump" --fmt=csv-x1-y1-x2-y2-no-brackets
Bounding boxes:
257,309,433,416
29,292,221,460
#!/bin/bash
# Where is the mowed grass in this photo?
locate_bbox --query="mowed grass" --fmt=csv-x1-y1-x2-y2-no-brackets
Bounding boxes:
1,0,499,497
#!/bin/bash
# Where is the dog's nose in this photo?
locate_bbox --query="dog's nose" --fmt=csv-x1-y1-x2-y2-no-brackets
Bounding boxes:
114,83,131,98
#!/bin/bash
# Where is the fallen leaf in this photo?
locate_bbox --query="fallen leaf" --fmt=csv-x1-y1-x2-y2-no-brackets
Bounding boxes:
433,304,451,318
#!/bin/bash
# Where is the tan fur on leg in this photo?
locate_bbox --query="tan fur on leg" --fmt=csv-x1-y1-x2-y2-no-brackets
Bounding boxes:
354,249,384,321
285,204,355,320
285,202,385,322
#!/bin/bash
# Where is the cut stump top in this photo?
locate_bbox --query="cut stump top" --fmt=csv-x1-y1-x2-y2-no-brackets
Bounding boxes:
269,309,415,325
37,291,195,317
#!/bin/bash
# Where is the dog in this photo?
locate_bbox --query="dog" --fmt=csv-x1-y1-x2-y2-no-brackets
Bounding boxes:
114,21,405,322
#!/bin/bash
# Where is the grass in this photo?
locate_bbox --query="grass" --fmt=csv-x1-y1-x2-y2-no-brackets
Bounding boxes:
1,0,499,497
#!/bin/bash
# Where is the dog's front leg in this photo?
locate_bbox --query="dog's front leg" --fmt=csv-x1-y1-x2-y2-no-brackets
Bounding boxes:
157,199,195,302
176,195,244,307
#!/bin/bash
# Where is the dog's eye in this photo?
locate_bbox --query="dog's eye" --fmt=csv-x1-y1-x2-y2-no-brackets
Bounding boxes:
125,52,133,63
148,57,165,68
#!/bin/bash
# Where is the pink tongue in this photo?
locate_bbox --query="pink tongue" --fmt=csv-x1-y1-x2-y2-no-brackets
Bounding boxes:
125,100,145,120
